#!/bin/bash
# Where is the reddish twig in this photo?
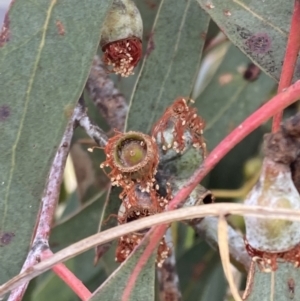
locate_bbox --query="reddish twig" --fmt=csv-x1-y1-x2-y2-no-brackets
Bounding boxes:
272,0,300,132
121,225,168,301
41,249,92,301
122,80,300,301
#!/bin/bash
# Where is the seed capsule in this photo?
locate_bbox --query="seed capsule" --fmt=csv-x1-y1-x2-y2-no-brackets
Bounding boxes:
100,0,143,77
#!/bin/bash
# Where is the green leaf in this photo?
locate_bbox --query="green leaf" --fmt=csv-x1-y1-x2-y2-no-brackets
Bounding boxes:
90,242,156,301
244,261,300,301
177,240,224,301
125,0,210,133
196,44,275,150
0,0,112,286
199,263,227,301
197,0,295,82
50,192,106,251
94,186,121,271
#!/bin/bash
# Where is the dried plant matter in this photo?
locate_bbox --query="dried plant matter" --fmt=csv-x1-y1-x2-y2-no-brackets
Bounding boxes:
152,97,206,157
100,130,172,266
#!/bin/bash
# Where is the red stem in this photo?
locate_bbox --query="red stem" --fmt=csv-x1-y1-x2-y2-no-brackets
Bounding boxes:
122,80,300,301
272,0,300,132
41,249,92,301
121,225,168,301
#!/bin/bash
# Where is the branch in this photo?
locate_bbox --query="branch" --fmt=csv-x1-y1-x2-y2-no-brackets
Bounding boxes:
3,203,300,296
86,55,128,131
156,228,182,301
272,0,300,131
189,216,251,270
76,97,108,147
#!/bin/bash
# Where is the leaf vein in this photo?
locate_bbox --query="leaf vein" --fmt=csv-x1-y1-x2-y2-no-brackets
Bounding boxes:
232,0,287,36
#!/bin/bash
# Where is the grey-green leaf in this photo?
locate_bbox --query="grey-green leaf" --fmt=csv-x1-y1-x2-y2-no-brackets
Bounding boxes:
0,0,112,286
90,243,156,301
125,0,209,133
197,0,295,82
244,261,300,301
196,44,275,150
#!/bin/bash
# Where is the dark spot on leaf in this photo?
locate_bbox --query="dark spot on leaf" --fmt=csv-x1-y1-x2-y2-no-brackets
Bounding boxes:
245,33,271,54
236,25,252,40
0,11,10,47
288,278,295,299
243,63,261,82
0,105,11,121
223,9,231,16
56,20,65,36
0,232,15,246
144,0,157,9
192,262,206,279
205,2,215,9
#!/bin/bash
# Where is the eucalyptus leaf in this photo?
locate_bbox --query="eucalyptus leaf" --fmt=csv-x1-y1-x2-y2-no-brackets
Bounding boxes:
197,0,296,82
90,243,156,301
0,0,112,286
126,0,209,133
196,44,275,150
244,261,300,301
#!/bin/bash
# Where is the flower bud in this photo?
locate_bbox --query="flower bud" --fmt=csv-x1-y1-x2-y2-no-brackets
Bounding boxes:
244,158,300,252
100,0,143,77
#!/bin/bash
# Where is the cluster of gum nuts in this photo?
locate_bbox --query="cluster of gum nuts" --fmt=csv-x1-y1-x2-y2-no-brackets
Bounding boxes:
100,97,207,267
